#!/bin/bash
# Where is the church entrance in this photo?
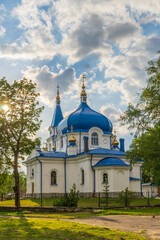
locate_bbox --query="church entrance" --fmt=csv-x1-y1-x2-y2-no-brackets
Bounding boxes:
32,183,34,195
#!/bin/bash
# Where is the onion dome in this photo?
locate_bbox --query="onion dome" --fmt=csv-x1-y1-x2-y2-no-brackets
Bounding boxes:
57,74,113,134
68,126,76,143
57,101,112,134
112,130,119,146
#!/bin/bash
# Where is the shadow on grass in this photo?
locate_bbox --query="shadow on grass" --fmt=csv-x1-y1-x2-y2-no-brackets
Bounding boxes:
0,217,146,240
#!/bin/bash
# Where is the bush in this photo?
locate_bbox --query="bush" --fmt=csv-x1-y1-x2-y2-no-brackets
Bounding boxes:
119,187,135,207
103,181,109,207
54,184,79,207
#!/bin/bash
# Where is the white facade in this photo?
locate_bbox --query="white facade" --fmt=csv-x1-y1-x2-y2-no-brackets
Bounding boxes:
142,184,159,198
25,82,143,198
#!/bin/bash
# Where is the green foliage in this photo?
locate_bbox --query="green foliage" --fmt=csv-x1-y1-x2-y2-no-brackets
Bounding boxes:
0,171,26,200
54,184,79,207
0,171,13,199
119,188,136,207
0,77,43,206
127,123,160,184
0,77,44,164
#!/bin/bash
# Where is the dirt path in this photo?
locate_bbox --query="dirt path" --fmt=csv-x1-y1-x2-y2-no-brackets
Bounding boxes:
63,215,160,240
0,215,160,239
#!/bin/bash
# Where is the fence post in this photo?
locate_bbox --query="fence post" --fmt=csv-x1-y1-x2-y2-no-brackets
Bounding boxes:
98,192,100,207
125,190,128,207
147,191,150,206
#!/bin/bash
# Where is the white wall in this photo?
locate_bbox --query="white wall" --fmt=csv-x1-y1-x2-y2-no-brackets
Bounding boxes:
66,156,93,193
54,128,112,154
95,166,130,192
130,180,141,192
26,161,40,194
142,185,158,198
42,159,64,193
130,164,141,179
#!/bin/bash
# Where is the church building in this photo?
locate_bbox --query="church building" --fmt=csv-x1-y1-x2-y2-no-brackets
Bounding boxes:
25,74,142,198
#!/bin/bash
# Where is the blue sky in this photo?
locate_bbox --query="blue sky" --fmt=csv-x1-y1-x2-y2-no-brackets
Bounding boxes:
0,0,160,150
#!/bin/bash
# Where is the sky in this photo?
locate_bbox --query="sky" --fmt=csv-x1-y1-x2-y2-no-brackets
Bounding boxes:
0,0,160,151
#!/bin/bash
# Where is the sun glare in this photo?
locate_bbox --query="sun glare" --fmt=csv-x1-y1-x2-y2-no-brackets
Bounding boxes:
2,105,9,111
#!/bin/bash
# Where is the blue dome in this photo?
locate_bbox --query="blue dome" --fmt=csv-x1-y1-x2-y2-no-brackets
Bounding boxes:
94,157,129,167
57,102,113,134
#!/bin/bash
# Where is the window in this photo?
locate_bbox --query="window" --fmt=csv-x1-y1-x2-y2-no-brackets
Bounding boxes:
31,169,34,177
81,169,84,184
51,171,57,185
91,132,98,145
103,173,108,183
61,136,63,148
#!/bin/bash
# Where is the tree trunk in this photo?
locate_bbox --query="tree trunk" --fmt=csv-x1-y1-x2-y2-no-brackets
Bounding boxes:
1,193,4,201
14,155,20,207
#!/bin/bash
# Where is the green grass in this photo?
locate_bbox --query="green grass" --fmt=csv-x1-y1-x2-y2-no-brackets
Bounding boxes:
0,207,160,219
1,197,160,207
0,217,148,239
101,207,160,216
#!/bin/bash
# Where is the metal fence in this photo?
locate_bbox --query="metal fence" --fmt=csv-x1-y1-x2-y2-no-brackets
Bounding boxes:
0,191,160,208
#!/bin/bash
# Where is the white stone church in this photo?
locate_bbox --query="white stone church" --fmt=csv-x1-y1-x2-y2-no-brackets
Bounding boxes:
25,75,142,198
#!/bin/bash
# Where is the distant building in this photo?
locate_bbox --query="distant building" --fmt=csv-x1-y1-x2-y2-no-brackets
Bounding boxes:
142,183,160,198
25,74,142,198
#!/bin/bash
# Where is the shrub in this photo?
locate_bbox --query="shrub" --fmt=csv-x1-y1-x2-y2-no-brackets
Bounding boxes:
54,184,79,207
103,182,109,207
119,187,135,207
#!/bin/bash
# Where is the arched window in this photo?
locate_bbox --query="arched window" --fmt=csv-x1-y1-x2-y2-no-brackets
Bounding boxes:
61,136,63,148
51,171,57,185
31,169,34,177
81,169,84,184
103,173,108,183
91,132,98,145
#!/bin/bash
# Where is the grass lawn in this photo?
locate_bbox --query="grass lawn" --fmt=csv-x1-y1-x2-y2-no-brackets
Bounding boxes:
0,197,160,208
0,207,160,219
0,217,147,240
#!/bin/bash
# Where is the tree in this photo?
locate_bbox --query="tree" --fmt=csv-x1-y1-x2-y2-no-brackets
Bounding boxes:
127,123,160,184
0,77,44,207
120,54,160,134
0,171,13,201
118,188,135,207
54,184,79,207
120,53,160,183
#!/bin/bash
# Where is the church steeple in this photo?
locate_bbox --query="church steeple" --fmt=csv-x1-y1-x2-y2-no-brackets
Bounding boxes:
56,85,60,105
51,85,63,128
80,73,87,103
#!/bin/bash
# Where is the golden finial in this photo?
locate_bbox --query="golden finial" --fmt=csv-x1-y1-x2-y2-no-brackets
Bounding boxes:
112,130,119,146
69,125,76,143
56,85,60,101
81,73,87,97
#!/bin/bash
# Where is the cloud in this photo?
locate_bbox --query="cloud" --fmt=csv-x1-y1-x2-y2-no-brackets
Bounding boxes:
60,14,112,64
90,76,140,105
0,1,57,60
22,66,76,106
106,22,141,48
100,104,129,137
0,26,5,37
0,4,6,22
